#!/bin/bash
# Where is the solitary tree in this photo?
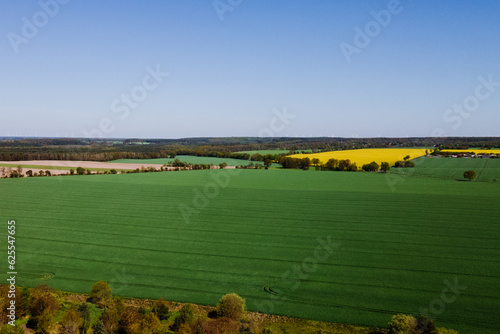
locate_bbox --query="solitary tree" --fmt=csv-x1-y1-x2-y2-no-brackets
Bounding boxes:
78,303,92,333
28,285,59,332
381,162,390,173
152,298,169,320
300,157,311,171
140,313,161,334
404,160,415,168
403,155,411,161
362,161,379,172
388,314,417,334
101,308,119,334
172,304,194,332
118,306,143,334
29,285,59,318
60,306,83,334
36,309,56,334
89,281,113,309
76,167,85,175
92,320,107,334
216,293,246,321
463,170,476,181
416,316,437,334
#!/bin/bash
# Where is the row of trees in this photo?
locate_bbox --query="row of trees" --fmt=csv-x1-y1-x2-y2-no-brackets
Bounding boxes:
0,282,249,334
0,282,462,334
279,157,399,173
0,167,52,178
361,161,390,172
1,136,498,162
387,314,458,334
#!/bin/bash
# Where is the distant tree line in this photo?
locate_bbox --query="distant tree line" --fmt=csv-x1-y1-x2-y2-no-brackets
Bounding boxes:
0,137,498,162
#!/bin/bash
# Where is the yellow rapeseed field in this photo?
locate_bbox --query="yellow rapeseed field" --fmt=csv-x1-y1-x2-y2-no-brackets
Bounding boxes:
289,148,429,167
441,149,500,154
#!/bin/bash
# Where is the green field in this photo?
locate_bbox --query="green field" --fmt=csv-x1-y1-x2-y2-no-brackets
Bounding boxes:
391,157,500,182
1,170,499,333
110,155,259,167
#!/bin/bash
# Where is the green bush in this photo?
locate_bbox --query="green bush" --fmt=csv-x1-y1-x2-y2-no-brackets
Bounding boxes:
388,314,417,334
216,293,246,321
89,281,113,309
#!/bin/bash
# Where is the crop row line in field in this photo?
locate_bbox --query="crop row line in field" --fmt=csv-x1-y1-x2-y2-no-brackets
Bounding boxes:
20,223,325,252
19,223,500,265
46,273,231,301
14,215,500,256
9,188,500,229
9,213,500,253
22,250,500,306
19,235,500,279
20,207,500,242
262,286,398,315
7,181,498,222
11,195,500,233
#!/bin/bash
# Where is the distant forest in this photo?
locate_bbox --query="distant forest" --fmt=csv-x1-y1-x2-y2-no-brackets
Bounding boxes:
0,136,498,162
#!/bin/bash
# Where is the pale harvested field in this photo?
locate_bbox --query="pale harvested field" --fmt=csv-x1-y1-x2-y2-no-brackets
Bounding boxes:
0,160,166,171
0,160,233,173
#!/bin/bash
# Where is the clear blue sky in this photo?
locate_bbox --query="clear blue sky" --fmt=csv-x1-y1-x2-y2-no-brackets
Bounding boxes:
1,0,499,139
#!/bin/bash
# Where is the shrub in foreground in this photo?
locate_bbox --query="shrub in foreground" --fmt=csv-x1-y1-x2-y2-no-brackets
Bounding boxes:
216,293,246,321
